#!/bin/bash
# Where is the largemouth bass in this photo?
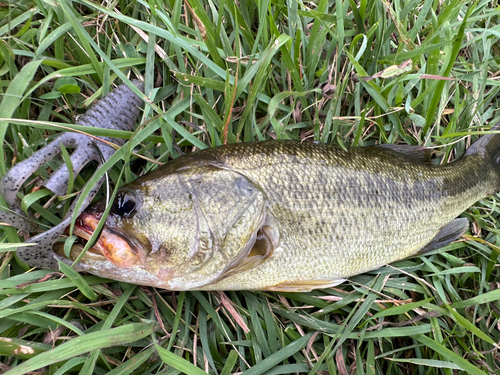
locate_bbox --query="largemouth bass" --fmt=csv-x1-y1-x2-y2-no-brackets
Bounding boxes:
53,130,500,291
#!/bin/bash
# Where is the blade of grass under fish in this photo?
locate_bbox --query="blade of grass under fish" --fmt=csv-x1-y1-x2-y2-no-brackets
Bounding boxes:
22,58,146,96
166,291,185,351
261,299,279,354
0,62,37,243
0,243,37,252
173,72,226,92
79,284,137,374
0,118,163,143
423,3,474,136
236,34,291,140
56,0,103,83
2,276,110,297
192,291,235,341
2,323,155,375
241,332,313,375
156,344,210,375
0,59,42,176
28,310,85,336
53,358,88,375
0,269,53,287
387,358,462,370
308,276,386,375
369,297,434,319
105,345,157,375
442,303,497,346
414,334,488,375
57,260,98,301
0,337,51,360
35,22,73,57
346,52,407,143
0,298,110,320
366,338,375,375
244,292,271,358
0,7,37,36
198,302,219,373
428,266,481,276
220,349,239,375
451,288,500,309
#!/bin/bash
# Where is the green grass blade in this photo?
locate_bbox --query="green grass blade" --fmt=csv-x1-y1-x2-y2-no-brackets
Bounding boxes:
3,323,155,375
414,334,488,375
241,333,313,375
0,59,42,176
423,3,474,136
57,260,98,301
156,344,210,375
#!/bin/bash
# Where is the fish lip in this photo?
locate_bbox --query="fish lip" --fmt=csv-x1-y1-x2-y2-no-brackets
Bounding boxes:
72,214,107,255
67,213,142,268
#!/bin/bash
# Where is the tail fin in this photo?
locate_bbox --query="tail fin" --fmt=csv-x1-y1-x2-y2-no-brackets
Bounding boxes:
465,123,500,162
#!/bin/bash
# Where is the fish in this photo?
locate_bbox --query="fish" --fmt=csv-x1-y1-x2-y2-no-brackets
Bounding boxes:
52,129,500,292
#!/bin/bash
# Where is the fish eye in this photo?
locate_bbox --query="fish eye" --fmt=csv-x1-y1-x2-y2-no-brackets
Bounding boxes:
112,191,138,217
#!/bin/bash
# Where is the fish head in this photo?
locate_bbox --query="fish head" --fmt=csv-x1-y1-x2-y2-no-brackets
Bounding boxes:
54,166,276,290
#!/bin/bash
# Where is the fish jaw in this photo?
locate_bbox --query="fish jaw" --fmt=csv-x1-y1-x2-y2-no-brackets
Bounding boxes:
72,213,142,268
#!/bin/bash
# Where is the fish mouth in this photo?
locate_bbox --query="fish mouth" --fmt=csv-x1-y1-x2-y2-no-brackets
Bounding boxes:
54,213,141,268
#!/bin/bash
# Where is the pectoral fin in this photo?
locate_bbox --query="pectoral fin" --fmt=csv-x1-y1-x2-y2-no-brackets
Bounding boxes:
264,278,346,292
415,218,468,255
222,226,275,277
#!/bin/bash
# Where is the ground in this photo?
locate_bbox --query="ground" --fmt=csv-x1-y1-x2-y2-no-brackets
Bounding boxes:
1,0,500,374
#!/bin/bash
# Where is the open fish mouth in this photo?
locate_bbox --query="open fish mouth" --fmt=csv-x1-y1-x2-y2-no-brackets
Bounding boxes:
54,213,141,268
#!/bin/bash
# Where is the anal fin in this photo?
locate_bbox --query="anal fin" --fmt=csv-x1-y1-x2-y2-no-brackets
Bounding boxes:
416,218,469,255
264,278,346,292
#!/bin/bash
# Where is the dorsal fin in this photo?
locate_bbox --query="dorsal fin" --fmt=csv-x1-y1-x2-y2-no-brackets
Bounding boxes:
371,144,435,164
465,123,500,158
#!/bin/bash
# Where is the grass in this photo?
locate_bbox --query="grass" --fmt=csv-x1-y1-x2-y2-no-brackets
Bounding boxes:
1,0,500,374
